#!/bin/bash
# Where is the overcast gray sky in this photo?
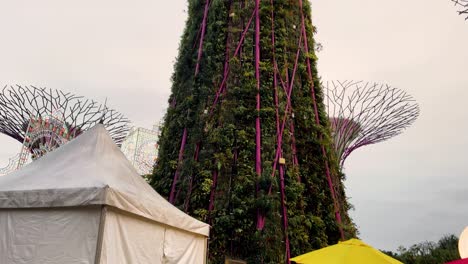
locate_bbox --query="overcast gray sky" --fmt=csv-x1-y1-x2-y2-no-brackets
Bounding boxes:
0,0,467,252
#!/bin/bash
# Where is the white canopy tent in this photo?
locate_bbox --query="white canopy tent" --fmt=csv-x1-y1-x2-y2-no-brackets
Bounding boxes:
0,125,210,264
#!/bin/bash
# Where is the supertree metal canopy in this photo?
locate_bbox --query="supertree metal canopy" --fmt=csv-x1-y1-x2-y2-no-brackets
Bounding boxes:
324,81,420,168
0,85,130,170
452,0,468,19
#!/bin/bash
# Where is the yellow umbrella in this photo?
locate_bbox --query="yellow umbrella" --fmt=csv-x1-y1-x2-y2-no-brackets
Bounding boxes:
291,239,403,264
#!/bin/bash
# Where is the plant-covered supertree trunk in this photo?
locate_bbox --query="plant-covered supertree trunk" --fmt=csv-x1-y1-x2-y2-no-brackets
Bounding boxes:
151,1,356,263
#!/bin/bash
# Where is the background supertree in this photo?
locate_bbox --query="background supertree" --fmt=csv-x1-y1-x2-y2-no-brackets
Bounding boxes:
324,81,420,168
151,1,355,263
0,85,130,167
452,0,468,19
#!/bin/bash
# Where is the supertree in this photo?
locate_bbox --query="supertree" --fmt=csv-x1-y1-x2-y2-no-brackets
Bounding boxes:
151,1,355,263
0,85,130,168
452,0,468,19
324,81,420,168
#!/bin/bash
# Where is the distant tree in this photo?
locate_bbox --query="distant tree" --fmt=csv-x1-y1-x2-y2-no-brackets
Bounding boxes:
384,234,460,264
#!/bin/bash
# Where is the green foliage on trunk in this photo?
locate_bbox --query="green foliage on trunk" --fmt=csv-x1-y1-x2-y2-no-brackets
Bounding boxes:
151,1,356,263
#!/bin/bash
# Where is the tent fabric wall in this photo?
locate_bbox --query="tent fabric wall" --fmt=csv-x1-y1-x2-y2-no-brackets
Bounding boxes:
0,125,210,237
100,208,207,264
163,228,208,264
100,208,165,264
0,125,210,263
0,207,100,264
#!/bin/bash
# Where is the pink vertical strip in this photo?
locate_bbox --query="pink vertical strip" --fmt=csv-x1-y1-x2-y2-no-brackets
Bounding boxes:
195,0,211,76
324,158,344,237
257,32,302,230
254,0,263,231
284,57,299,169
298,0,344,240
218,5,232,98
274,77,281,147
271,6,281,147
290,122,299,168
184,142,201,212
179,0,208,208
271,2,291,261
254,37,302,235
210,9,256,114
206,1,233,220
169,127,188,204
298,0,320,124
279,164,291,263
266,38,301,195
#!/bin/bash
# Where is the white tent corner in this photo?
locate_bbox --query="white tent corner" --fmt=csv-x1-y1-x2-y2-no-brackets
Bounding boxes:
0,124,210,264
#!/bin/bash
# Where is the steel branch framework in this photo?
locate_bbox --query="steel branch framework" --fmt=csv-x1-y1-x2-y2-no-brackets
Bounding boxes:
324,81,420,168
0,85,130,146
452,0,468,19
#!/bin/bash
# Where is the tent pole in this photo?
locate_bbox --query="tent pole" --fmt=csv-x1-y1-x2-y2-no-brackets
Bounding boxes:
94,205,107,264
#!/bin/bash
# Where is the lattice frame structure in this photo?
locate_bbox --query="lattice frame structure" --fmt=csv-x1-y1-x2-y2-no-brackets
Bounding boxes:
0,154,22,176
452,0,468,19
0,85,130,166
121,127,160,175
324,81,420,168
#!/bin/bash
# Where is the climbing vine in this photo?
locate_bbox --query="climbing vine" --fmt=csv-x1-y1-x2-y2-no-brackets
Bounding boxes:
151,1,356,263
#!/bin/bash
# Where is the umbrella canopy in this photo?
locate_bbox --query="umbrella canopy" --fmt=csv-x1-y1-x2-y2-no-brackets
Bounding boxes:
291,239,403,264
446,259,468,264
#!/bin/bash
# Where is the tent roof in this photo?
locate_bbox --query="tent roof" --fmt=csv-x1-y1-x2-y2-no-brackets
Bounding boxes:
0,125,209,237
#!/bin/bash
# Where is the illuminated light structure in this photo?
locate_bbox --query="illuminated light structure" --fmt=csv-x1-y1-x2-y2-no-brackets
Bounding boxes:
19,110,76,166
0,85,130,173
324,81,420,168
121,123,161,176
452,0,468,20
